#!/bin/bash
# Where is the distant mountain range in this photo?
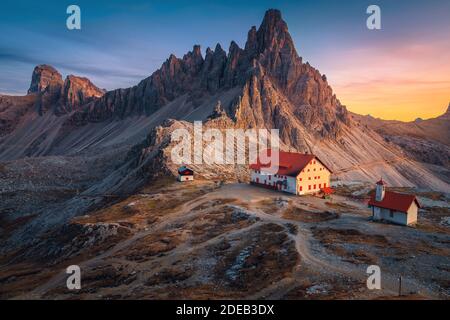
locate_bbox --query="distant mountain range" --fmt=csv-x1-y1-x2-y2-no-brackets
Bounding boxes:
352,106,450,168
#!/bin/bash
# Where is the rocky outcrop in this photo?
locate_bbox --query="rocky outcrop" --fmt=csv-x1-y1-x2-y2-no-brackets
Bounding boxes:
25,65,104,115
28,65,63,95
230,9,349,138
1,9,447,190
58,75,105,114
17,10,350,142
201,44,227,93
28,65,63,115
64,9,350,140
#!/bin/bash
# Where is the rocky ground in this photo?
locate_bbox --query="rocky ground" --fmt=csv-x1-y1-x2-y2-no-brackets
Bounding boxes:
1,8,448,301
1,179,448,300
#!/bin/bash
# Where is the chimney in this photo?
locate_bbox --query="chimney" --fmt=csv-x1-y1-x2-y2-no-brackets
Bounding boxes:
375,178,386,201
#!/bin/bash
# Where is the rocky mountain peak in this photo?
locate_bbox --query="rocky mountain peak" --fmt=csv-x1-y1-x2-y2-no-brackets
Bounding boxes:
245,26,258,54
228,41,241,55
26,65,104,115
192,44,202,57
64,75,104,94
54,9,349,139
28,64,63,94
214,43,226,56
183,45,204,72
254,9,295,56
60,75,105,113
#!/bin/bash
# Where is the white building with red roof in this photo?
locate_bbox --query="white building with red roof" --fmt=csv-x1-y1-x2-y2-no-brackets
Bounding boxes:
249,150,332,195
177,166,194,182
368,179,421,226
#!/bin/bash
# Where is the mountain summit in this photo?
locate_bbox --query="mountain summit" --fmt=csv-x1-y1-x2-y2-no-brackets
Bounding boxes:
27,64,104,115
0,9,448,192
64,9,347,141
28,64,62,94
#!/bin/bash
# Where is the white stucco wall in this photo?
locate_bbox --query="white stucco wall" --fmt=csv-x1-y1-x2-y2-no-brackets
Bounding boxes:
372,205,417,226
250,170,297,194
178,175,194,182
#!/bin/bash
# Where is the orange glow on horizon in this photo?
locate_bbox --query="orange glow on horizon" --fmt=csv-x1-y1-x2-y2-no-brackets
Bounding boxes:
334,79,449,121
319,39,450,121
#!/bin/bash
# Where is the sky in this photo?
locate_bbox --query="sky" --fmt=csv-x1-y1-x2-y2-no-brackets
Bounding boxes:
0,0,449,121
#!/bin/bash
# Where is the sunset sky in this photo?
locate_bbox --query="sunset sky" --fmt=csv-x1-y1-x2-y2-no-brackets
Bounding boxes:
0,0,449,121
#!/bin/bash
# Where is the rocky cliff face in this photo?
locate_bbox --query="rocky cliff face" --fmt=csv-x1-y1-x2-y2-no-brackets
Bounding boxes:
26,65,104,115
59,75,105,115
1,8,449,260
28,65,63,95
0,9,448,191
66,9,349,140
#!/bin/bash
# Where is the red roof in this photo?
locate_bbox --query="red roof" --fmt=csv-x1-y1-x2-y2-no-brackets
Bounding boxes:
178,166,193,175
368,191,421,213
249,149,332,176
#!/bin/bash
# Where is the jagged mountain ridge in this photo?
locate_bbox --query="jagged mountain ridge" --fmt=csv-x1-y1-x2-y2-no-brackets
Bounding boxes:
28,64,105,116
64,10,348,139
0,9,448,191
1,8,449,255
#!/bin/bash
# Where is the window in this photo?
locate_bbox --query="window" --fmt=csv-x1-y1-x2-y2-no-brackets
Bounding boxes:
324,183,326,188
299,178,302,181
308,169,310,172
314,168,316,171
319,184,322,189
314,184,316,189
300,186,303,191
308,185,311,190
318,176,320,179
256,178,259,183
390,210,394,218
309,177,311,180
269,175,271,181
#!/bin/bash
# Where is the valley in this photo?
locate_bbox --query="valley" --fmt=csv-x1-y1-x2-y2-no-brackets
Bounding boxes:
0,9,449,300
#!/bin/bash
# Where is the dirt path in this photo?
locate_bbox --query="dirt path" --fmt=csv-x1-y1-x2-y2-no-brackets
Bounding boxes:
21,183,443,299
22,190,218,298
